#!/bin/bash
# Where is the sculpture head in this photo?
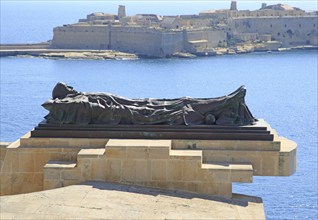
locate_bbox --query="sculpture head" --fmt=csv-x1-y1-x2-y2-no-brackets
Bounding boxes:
52,82,78,99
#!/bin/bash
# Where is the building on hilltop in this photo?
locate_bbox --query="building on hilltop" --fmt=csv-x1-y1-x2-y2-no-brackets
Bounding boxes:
51,2,318,57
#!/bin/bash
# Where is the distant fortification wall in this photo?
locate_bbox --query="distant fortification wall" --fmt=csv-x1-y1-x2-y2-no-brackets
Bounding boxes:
52,25,227,57
230,16,317,46
52,25,164,56
110,27,163,57
161,31,184,56
52,25,111,49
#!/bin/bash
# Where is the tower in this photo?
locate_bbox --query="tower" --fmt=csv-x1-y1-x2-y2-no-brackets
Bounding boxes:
261,3,267,9
230,1,238,11
118,5,126,19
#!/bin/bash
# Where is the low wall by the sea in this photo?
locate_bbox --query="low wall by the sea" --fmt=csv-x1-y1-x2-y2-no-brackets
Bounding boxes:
0,43,50,50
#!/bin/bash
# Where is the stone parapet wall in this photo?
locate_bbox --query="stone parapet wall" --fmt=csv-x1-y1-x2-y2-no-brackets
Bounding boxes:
230,16,317,46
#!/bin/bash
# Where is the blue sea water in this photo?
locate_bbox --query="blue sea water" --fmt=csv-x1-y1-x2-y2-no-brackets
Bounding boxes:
1,1,318,219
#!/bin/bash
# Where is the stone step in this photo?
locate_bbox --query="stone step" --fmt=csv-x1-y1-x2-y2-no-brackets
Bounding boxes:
172,139,280,151
202,149,279,176
202,162,253,183
44,160,77,169
78,148,105,158
43,160,79,190
105,139,171,160
169,149,202,161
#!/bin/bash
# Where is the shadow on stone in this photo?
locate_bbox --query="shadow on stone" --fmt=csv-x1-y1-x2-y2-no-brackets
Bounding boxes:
83,181,262,207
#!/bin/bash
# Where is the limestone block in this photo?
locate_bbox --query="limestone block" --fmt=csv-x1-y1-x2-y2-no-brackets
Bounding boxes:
0,173,12,195
78,158,92,181
18,153,34,172
15,173,43,194
215,182,232,197
61,168,81,180
20,138,49,147
212,170,231,183
33,173,44,191
49,152,64,161
62,148,81,153
34,153,51,172
21,137,107,148
167,159,183,181
106,146,126,158
149,147,170,159
11,173,36,194
1,150,15,173
203,150,263,175
170,149,202,161
44,168,60,180
44,160,77,169
151,160,167,181
91,158,107,181
201,163,231,183
107,139,171,148
78,148,105,158
43,179,62,190
182,160,200,181
260,153,279,176
126,147,149,159
122,160,136,182
232,171,253,183
105,159,122,182
135,159,151,182
278,137,297,176
172,139,278,151
68,139,91,147
0,145,7,161
202,163,253,183
47,138,70,147
60,152,79,161
197,169,216,182
88,139,108,147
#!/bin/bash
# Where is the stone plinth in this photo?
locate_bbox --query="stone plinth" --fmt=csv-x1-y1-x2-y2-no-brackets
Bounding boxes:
0,120,296,198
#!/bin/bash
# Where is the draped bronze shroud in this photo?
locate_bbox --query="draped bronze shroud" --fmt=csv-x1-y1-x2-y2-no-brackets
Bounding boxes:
42,82,257,126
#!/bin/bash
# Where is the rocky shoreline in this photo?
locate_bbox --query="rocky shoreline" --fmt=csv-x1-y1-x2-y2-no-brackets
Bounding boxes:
0,43,317,60
0,49,138,60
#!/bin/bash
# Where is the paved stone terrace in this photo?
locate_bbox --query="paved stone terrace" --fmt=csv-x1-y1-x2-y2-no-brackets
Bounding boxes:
0,181,265,220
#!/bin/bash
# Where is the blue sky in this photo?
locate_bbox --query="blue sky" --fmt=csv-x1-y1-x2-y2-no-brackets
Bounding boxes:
1,1,317,15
